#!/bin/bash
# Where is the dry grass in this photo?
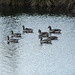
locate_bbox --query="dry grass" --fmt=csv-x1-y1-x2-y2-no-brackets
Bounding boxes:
11,0,75,10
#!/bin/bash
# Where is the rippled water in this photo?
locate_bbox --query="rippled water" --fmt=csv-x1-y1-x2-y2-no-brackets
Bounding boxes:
0,14,75,75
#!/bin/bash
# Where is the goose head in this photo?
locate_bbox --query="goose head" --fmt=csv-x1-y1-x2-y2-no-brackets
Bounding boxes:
10,30,13,34
48,26,51,30
38,29,41,34
22,25,25,30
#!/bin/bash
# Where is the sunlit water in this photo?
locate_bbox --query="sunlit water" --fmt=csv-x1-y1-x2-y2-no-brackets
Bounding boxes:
0,14,75,75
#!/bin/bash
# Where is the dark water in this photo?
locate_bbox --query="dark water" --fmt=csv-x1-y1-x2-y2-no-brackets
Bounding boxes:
0,6,75,75
0,6,74,16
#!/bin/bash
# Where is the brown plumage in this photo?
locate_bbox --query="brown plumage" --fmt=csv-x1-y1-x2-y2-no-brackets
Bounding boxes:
7,36,19,44
10,30,21,37
22,25,33,33
48,26,61,33
38,29,49,38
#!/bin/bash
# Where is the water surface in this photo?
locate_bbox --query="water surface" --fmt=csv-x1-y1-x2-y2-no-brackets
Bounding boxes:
0,13,75,75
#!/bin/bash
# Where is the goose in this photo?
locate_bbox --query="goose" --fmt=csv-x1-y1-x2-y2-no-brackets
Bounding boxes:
46,34,58,40
48,36,58,40
7,36,19,44
40,37,52,45
48,26,61,33
38,29,48,38
10,30,21,37
22,25,33,33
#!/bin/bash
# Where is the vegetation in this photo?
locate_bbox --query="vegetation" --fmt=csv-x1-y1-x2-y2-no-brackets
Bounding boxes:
0,0,75,13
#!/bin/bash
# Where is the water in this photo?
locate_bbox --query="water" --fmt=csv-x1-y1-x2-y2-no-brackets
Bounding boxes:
0,12,75,75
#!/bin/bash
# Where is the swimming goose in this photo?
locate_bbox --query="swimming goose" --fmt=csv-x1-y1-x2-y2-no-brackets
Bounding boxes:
22,25,33,33
10,30,21,37
46,34,58,40
48,36,58,40
48,26,61,33
40,37,51,44
7,36,19,44
38,29,48,38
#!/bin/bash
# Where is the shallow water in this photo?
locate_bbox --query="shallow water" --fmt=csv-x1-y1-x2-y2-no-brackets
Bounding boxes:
0,14,75,75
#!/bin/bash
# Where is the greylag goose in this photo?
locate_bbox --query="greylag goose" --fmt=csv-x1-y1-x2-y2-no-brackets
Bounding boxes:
38,29,49,38
7,36,19,44
22,25,33,33
40,37,51,45
46,34,58,40
10,30,21,37
48,26,61,33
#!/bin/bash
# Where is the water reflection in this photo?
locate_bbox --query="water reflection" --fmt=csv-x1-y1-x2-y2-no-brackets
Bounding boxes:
0,6,74,16
0,16,20,75
0,41,19,75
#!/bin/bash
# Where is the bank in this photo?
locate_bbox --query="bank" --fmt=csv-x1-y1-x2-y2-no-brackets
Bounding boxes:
0,0,75,15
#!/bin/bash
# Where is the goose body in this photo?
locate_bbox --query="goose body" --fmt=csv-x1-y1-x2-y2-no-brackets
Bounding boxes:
10,30,21,37
47,36,58,40
40,37,51,44
22,25,33,33
38,34,48,39
48,26,61,33
7,36,19,44
38,29,48,38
